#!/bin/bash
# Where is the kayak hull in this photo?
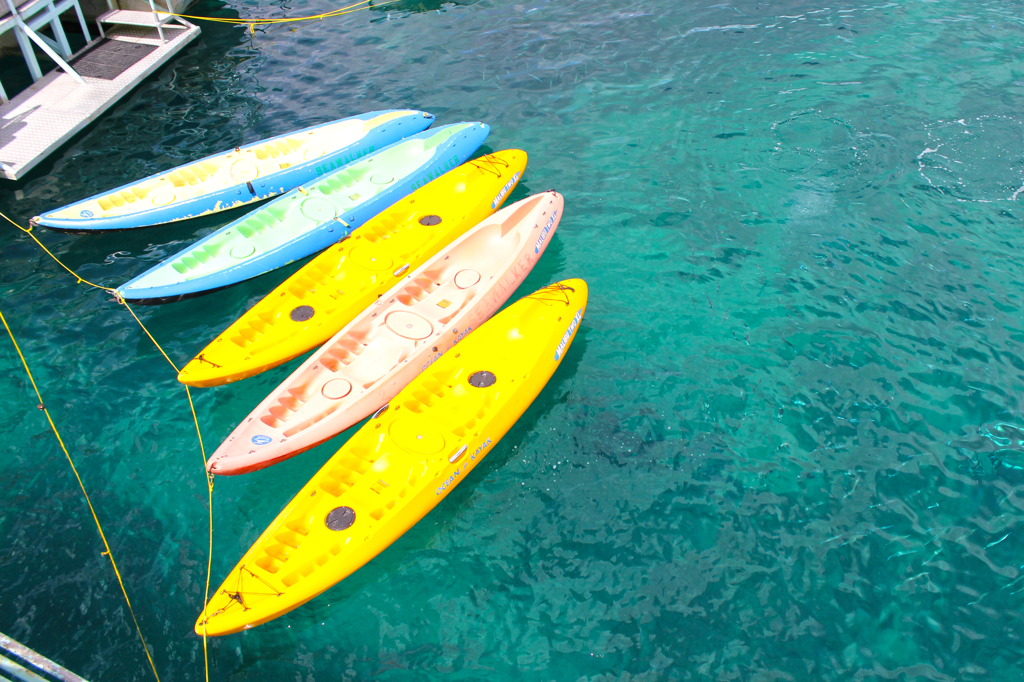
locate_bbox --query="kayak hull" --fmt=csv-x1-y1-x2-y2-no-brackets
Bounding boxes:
33,110,434,232
116,122,490,303
195,278,588,636
206,191,563,475
177,150,528,387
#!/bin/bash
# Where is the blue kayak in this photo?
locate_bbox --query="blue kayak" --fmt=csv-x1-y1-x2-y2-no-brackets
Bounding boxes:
32,110,435,232
116,122,490,304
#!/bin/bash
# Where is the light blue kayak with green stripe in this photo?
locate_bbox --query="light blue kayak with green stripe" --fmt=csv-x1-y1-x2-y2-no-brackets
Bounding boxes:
116,122,490,304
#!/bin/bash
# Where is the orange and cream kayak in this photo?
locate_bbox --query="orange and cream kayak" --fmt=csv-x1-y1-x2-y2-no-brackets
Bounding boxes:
177,150,527,387
206,191,563,476
195,278,588,636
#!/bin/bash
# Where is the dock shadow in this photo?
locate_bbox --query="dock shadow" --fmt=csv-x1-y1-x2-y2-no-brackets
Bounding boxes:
0,104,39,160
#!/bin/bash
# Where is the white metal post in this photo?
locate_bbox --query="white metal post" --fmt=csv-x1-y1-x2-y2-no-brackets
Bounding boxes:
149,0,164,43
14,14,85,84
6,0,41,80
71,0,90,42
11,28,42,80
45,0,72,57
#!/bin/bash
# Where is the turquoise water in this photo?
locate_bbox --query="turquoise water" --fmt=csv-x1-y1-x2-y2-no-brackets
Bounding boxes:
3,0,1024,678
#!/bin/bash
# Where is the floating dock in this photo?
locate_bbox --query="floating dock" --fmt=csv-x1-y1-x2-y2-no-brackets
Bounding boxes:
0,0,200,181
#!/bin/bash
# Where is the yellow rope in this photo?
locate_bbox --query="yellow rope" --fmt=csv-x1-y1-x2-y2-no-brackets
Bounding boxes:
2,209,215,681
1,212,110,290
117,301,216,682
0,307,162,682
159,0,403,27
2,0,408,661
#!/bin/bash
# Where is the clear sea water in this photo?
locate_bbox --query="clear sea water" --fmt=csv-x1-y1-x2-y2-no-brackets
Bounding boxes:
3,0,1024,679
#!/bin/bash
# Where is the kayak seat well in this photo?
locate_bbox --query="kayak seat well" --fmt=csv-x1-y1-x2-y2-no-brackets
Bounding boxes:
360,215,404,243
168,202,293,275
317,165,370,194
318,448,374,498
254,324,397,433
253,138,303,161
398,366,491,440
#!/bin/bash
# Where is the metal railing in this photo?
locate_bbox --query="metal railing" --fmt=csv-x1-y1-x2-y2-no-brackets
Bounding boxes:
0,632,88,682
99,0,176,44
0,0,91,100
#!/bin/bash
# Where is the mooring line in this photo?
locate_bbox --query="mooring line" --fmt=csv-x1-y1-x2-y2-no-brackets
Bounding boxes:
0,306,162,682
158,0,403,33
119,302,216,682
1,210,215,681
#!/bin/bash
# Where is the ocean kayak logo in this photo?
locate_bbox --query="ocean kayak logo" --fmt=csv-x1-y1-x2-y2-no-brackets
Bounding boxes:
436,437,492,496
80,209,94,218
534,209,558,254
436,466,464,496
555,308,583,360
473,437,492,458
251,435,273,445
492,172,521,209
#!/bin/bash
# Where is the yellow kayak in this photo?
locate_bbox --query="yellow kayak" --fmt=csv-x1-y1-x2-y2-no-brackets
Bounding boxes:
177,150,527,387
195,279,588,636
